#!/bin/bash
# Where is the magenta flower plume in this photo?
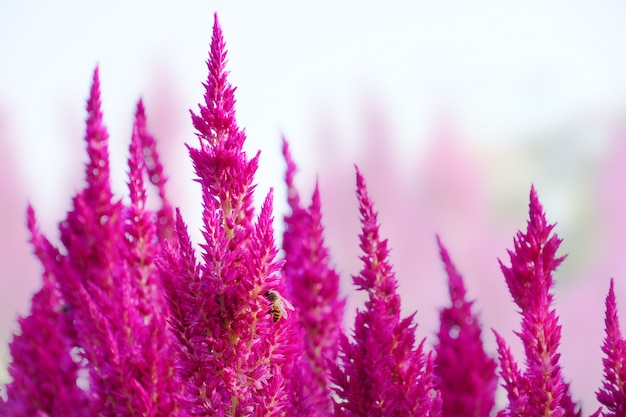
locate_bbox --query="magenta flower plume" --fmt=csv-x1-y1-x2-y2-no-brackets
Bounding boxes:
331,167,441,417
281,138,345,416
493,330,530,415
9,68,181,416
596,278,626,416
158,14,287,415
434,236,497,417
496,186,580,417
0,207,88,417
133,100,175,242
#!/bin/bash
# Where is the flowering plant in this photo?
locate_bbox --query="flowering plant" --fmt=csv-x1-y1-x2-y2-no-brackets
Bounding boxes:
1,13,624,417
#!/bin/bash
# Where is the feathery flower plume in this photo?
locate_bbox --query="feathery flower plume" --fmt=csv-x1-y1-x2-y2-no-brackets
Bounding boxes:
496,185,580,417
596,278,626,416
133,100,175,242
281,138,345,416
5,68,180,416
434,236,497,417
331,167,440,416
158,14,287,415
493,329,529,415
0,207,87,417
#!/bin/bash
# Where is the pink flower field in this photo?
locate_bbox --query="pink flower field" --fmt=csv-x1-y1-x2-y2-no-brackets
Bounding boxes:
2,9,626,417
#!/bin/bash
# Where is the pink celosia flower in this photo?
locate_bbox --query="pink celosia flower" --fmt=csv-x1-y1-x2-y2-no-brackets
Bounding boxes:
493,329,529,415
157,14,288,416
281,138,345,415
3,67,181,416
434,236,497,417
331,167,441,416
0,207,88,417
495,186,580,417
133,100,176,243
596,278,626,416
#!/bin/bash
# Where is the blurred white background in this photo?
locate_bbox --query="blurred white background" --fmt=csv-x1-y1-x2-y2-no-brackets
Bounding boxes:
2,1,626,412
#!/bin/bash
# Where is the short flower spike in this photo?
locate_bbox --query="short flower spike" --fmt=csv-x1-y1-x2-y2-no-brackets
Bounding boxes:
596,279,626,416
435,236,497,417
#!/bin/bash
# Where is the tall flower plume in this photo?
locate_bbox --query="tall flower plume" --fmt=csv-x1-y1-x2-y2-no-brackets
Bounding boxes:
157,14,287,415
0,208,88,417
2,68,180,416
434,236,497,417
495,186,580,417
331,167,441,416
281,139,345,415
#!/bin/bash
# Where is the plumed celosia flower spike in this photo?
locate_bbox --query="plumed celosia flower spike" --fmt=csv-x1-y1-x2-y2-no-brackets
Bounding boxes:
596,278,626,416
189,13,258,237
58,66,121,300
82,66,113,208
191,13,238,149
159,14,287,416
132,99,175,242
54,66,125,412
19,69,181,416
331,167,441,417
1,207,88,417
124,100,182,413
281,138,345,416
493,330,529,416
497,185,580,417
434,236,497,417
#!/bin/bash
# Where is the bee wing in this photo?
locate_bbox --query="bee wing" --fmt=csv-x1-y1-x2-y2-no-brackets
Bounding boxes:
275,296,295,320
282,297,295,311
277,303,289,319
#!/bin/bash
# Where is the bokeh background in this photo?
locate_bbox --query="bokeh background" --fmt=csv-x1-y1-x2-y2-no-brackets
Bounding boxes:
2,1,626,413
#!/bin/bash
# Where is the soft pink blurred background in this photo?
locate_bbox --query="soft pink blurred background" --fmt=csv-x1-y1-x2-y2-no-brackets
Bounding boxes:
2,1,626,413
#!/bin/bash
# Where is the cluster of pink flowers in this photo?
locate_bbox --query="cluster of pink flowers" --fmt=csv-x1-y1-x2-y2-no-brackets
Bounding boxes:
2,14,625,416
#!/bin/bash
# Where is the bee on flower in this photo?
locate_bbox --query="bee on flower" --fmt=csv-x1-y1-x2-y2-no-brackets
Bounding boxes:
264,290,295,322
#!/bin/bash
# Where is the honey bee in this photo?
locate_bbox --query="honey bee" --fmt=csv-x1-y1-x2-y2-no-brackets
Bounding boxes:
264,290,295,322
